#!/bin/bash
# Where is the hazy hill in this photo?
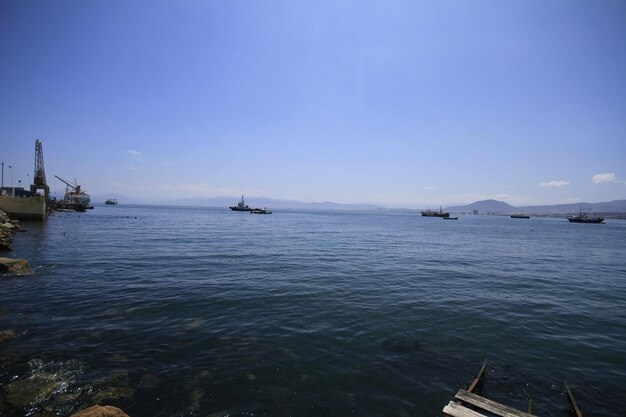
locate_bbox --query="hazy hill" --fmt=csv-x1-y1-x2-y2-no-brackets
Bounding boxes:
517,200,626,214
91,194,383,211
447,199,626,214
91,194,626,214
446,199,516,213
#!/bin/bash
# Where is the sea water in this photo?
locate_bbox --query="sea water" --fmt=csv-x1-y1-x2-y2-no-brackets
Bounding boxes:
1,206,625,416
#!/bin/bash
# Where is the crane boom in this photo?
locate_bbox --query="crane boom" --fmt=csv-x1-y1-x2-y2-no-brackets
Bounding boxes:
54,175,77,190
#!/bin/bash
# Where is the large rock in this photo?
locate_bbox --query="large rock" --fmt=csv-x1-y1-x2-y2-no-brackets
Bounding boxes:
0,209,19,251
4,373,61,408
0,329,15,343
0,239,12,251
0,225,13,251
0,257,31,274
92,387,135,404
71,405,130,417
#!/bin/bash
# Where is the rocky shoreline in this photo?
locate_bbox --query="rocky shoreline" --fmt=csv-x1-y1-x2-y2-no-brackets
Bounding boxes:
1,209,132,416
0,209,31,275
0,209,18,251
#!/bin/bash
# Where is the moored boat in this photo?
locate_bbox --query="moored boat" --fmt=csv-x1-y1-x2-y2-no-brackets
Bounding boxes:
54,175,92,211
567,209,603,224
229,195,253,212
511,214,530,219
421,206,450,218
251,207,272,214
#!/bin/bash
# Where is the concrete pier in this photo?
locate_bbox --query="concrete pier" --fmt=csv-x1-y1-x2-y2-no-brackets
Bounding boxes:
0,194,46,221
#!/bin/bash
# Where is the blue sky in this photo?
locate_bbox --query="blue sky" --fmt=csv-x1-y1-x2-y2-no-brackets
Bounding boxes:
1,0,625,207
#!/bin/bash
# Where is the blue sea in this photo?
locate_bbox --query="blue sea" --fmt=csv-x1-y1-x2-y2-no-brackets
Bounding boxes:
1,206,625,417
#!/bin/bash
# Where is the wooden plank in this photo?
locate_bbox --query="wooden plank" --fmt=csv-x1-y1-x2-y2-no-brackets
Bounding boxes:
565,382,583,417
455,389,538,417
468,360,487,393
443,401,489,417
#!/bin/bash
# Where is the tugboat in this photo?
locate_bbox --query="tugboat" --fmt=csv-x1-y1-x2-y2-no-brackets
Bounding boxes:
229,195,253,212
567,209,604,224
421,206,450,218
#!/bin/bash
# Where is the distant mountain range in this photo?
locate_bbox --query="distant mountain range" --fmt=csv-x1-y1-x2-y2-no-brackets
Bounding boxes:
91,194,383,211
446,199,626,214
92,194,626,215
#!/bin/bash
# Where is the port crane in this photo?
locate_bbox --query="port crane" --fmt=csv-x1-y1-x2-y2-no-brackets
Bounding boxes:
54,175,84,193
30,139,50,199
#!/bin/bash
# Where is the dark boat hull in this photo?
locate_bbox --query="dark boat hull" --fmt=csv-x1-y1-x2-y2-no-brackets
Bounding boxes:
567,217,604,223
421,212,450,218
55,201,88,212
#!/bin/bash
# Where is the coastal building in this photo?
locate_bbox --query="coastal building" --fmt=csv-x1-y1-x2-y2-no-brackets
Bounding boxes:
0,187,32,198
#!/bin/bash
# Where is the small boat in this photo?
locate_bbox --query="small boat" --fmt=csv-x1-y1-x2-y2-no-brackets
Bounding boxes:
443,216,458,220
567,209,603,224
443,361,584,417
229,195,253,212
105,199,118,205
251,207,272,214
511,214,530,219
421,206,450,218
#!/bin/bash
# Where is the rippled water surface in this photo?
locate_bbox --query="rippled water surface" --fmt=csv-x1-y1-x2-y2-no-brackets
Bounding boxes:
2,206,626,416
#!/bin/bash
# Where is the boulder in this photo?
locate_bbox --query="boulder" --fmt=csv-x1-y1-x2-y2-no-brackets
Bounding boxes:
0,238,11,251
92,387,135,404
0,329,15,343
0,257,31,274
0,210,18,251
71,405,130,417
137,373,159,390
4,373,61,408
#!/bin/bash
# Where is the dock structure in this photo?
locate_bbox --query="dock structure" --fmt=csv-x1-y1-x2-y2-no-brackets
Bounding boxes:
443,361,582,417
443,388,537,417
0,194,47,221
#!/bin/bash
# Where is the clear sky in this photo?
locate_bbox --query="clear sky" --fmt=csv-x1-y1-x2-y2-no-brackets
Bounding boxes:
1,0,625,207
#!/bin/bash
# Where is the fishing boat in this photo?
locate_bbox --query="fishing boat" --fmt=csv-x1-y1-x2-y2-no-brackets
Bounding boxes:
567,209,603,224
251,207,272,214
421,206,450,218
511,214,530,219
229,195,253,212
443,361,584,417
